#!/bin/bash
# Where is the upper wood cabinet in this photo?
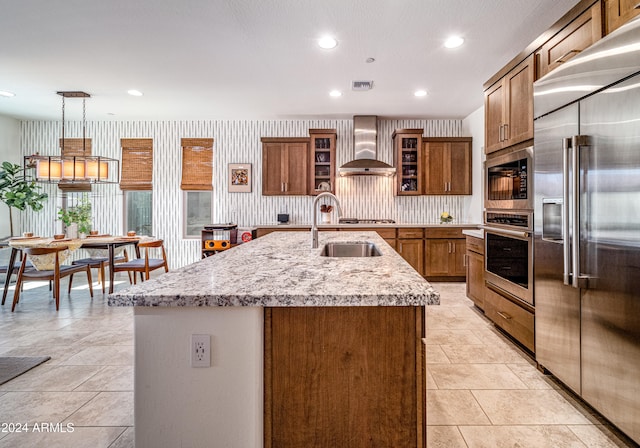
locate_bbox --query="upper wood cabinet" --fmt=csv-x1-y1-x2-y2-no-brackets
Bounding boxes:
605,0,640,34
308,129,336,195
484,54,535,154
261,138,309,195
537,2,603,79
393,129,423,196
423,137,472,195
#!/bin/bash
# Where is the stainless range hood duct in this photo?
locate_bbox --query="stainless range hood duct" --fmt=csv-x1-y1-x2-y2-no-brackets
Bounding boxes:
338,115,396,176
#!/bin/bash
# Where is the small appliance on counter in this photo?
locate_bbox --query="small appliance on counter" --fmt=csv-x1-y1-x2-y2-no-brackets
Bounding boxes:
277,214,289,224
201,224,237,258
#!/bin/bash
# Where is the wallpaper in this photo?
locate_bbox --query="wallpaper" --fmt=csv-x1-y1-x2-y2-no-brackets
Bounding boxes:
19,118,469,268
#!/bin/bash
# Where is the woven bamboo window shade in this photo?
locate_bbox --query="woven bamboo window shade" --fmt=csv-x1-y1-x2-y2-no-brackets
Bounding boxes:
59,138,92,192
180,138,213,191
120,139,153,190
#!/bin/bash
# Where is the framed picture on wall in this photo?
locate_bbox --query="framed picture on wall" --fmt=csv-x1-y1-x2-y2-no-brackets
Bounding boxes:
228,163,252,193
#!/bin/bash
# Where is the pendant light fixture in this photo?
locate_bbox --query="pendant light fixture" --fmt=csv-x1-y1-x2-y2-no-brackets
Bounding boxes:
24,91,119,185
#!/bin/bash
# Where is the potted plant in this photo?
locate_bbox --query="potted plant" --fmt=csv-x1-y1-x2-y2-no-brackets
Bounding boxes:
0,161,48,237
58,194,92,238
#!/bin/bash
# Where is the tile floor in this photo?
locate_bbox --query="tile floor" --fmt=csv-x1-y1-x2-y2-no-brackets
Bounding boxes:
0,274,637,447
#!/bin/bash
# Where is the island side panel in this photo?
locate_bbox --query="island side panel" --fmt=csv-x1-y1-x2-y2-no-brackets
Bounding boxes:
264,306,426,448
134,307,264,448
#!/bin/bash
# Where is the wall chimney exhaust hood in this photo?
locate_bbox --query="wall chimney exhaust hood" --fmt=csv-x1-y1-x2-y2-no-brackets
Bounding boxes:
338,115,396,177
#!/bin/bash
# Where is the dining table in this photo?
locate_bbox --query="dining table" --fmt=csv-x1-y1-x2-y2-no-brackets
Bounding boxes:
2,235,151,302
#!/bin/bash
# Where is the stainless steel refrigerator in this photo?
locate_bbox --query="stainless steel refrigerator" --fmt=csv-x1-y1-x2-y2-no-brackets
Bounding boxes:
534,17,640,444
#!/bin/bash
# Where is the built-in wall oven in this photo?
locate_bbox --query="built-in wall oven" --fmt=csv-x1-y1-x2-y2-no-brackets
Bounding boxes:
482,210,534,306
485,146,533,210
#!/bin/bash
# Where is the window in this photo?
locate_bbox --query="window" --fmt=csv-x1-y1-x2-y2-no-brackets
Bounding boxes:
180,138,213,238
124,191,153,236
183,191,212,238
120,138,153,235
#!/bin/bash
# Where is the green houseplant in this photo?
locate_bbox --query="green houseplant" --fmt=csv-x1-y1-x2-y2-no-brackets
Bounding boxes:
58,194,92,236
0,161,48,237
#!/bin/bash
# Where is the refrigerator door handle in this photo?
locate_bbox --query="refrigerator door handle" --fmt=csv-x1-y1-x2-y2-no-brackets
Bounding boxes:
571,135,590,288
562,137,572,286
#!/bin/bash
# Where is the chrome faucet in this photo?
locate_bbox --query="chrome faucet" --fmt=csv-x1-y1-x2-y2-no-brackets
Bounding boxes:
311,192,343,248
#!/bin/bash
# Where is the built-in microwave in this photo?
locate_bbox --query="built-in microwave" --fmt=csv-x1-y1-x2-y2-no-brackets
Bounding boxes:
485,146,532,210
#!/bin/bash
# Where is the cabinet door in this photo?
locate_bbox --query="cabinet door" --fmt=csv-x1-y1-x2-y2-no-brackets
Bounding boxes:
394,131,423,195
606,0,640,34
466,249,485,309
537,3,602,78
451,239,467,277
424,239,450,277
284,142,309,195
423,141,447,194
484,81,505,154
397,239,424,275
504,55,534,147
263,143,286,195
447,141,472,195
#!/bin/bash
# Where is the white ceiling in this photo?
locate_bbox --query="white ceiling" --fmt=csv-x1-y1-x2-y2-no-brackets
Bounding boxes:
0,0,580,121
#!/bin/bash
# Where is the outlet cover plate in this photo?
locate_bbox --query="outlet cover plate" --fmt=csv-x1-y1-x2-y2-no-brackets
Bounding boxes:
191,334,211,368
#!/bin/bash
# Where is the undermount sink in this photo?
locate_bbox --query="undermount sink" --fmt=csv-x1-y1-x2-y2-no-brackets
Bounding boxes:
320,242,382,257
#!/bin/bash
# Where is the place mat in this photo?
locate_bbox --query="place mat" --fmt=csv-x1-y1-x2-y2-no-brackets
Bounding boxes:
87,234,111,238
0,356,51,385
116,236,141,241
9,236,40,241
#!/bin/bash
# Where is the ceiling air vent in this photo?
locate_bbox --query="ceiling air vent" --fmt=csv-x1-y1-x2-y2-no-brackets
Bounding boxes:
352,80,374,91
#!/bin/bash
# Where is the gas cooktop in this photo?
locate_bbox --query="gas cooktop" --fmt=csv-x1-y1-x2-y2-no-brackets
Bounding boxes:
338,218,396,224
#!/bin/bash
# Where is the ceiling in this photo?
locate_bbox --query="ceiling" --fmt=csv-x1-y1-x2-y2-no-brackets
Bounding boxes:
0,0,580,122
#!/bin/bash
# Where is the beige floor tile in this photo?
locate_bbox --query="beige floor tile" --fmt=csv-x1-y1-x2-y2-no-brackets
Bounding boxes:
426,390,490,425
0,345,89,365
459,425,587,448
74,366,133,392
109,427,135,448
75,331,134,346
0,391,97,423
440,344,528,364
424,329,484,346
60,346,133,366
429,364,528,390
66,392,133,427
426,369,438,390
7,330,94,347
472,390,593,425
427,425,468,448
0,426,126,448
567,424,638,448
506,363,559,390
0,365,104,392
425,344,451,364
426,314,490,330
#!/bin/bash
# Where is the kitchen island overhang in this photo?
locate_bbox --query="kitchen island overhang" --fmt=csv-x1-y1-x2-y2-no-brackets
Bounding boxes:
110,231,439,448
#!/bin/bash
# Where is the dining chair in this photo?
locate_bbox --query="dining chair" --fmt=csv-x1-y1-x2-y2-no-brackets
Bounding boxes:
11,246,94,312
111,240,169,283
1,250,37,306
71,249,132,294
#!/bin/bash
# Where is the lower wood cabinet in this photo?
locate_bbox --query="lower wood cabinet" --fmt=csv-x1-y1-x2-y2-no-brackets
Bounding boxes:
465,235,485,309
397,228,425,276
484,287,535,353
424,228,469,281
264,306,425,448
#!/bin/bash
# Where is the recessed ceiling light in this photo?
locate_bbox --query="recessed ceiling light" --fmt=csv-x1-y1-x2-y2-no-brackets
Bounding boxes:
444,36,464,49
127,89,143,96
318,36,338,49
414,90,428,97
0,90,16,97
366,57,376,63
329,90,342,97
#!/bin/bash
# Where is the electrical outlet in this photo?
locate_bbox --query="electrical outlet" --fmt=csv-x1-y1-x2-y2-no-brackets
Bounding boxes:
191,334,211,368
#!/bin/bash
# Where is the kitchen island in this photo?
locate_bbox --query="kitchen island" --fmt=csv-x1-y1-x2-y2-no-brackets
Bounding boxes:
109,231,439,448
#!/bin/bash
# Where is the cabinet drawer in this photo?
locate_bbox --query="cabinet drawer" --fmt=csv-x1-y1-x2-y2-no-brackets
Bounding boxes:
398,228,424,239
425,227,464,239
466,236,484,255
484,288,534,353
354,228,397,239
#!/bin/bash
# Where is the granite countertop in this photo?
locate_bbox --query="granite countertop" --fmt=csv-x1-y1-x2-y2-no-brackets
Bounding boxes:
462,229,484,239
108,231,439,308
257,222,481,229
